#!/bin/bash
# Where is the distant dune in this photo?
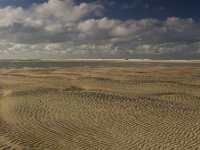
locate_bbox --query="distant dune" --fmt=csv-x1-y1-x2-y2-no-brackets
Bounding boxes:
0,62,200,149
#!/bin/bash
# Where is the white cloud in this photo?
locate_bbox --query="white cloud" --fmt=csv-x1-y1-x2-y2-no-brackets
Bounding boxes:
0,0,200,59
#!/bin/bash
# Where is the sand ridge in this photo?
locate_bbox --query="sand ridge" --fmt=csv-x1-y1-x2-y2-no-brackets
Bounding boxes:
0,66,200,149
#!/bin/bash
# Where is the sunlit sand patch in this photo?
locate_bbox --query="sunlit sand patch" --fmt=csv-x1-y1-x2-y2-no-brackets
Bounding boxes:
1,90,12,97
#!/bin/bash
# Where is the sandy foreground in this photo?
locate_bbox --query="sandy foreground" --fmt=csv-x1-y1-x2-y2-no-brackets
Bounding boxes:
0,64,200,149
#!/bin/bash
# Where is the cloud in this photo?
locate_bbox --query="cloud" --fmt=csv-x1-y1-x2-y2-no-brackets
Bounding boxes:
0,0,200,59
120,0,141,10
120,0,165,11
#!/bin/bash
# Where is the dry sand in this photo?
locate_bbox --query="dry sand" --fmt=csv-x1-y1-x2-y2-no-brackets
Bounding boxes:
0,64,200,149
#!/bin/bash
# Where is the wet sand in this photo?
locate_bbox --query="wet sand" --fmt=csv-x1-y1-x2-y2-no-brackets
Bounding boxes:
0,62,200,149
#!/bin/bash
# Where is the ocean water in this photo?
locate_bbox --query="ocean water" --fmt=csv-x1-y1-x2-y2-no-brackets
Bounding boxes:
0,60,199,68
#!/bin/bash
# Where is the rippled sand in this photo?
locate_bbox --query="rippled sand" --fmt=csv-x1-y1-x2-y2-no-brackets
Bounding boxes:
0,65,200,149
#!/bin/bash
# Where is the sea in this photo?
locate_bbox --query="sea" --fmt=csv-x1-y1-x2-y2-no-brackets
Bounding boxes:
0,59,199,68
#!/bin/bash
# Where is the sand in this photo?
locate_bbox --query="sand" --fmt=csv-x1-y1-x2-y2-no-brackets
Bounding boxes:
0,64,200,149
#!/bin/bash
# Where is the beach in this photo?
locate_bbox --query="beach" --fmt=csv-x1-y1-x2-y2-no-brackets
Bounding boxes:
0,61,200,149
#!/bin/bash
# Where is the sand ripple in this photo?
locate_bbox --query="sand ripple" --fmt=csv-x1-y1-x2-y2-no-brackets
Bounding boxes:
0,66,200,149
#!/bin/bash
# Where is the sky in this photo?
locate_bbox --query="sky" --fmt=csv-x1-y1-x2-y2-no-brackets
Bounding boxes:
0,0,200,59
